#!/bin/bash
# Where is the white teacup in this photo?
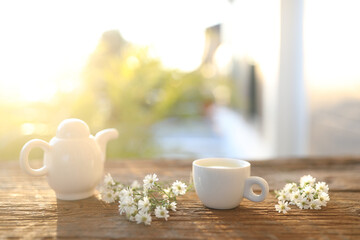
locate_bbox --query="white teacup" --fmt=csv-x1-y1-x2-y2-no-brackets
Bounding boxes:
192,158,269,209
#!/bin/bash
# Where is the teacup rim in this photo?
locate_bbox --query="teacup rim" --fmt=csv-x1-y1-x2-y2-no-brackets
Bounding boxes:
193,158,250,169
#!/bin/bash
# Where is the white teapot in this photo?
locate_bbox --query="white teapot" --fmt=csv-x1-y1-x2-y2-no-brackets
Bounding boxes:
20,118,118,200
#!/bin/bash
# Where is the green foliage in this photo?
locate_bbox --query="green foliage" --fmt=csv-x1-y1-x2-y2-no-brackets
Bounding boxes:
69,31,213,158
0,30,239,160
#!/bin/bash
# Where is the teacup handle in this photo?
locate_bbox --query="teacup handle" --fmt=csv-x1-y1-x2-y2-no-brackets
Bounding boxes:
20,139,50,176
244,176,269,202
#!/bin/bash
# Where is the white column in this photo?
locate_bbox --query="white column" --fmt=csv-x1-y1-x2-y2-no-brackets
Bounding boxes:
276,0,308,156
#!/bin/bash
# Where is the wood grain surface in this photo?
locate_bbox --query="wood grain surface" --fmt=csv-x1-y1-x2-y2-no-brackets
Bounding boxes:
0,157,359,239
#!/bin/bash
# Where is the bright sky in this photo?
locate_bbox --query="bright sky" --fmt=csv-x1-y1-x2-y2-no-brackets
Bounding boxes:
0,0,225,102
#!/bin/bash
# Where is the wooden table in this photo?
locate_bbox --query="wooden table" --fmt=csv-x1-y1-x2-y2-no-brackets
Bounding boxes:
0,157,359,239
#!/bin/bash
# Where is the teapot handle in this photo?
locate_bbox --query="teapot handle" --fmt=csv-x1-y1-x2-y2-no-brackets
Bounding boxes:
20,139,50,176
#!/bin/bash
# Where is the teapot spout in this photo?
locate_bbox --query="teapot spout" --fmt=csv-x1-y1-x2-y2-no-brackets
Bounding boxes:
95,128,118,160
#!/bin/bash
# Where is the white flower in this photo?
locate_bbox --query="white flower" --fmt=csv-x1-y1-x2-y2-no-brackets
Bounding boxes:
284,183,298,194
142,188,149,195
119,197,134,214
138,196,151,212
164,187,171,194
115,184,123,194
128,214,136,222
104,173,115,187
296,196,310,209
119,188,133,201
169,202,177,211
133,193,142,201
290,190,301,204
131,180,141,189
315,182,329,193
309,199,322,210
302,186,316,199
135,212,152,225
143,174,159,189
277,190,288,201
171,180,187,196
317,192,330,206
101,188,115,203
275,175,330,213
300,175,316,187
155,206,170,220
100,172,190,224
125,206,137,221
275,200,291,214
163,187,172,199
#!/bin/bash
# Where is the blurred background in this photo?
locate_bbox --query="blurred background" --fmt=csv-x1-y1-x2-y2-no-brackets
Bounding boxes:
0,0,359,161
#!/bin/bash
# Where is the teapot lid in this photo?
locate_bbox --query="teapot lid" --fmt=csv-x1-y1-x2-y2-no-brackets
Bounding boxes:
56,118,90,139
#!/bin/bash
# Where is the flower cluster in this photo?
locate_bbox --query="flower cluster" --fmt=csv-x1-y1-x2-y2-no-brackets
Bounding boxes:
100,173,188,225
275,175,330,214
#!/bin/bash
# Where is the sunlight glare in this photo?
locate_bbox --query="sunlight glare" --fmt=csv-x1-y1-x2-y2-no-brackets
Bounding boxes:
0,0,225,103
304,0,360,93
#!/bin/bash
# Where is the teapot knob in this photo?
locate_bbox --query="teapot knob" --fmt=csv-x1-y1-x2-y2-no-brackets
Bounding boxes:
56,118,90,139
